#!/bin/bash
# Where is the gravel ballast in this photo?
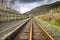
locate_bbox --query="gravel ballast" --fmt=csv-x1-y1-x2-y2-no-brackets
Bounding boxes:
38,20,60,40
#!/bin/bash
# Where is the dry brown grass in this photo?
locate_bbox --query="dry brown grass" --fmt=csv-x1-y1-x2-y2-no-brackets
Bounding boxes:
37,13,60,24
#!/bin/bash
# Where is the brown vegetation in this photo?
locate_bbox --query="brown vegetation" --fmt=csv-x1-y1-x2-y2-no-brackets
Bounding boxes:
38,13,60,24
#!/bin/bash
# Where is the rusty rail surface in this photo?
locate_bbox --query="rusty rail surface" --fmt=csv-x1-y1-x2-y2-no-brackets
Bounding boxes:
34,19,55,40
1,18,55,40
29,20,32,40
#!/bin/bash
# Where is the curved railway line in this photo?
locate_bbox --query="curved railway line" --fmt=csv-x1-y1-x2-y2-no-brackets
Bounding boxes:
13,19,55,40
32,19,55,40
1,19,55,40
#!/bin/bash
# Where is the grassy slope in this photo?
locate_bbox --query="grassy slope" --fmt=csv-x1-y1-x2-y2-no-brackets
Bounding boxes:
25,1,60,16
36,13,60,29
25,1,60,29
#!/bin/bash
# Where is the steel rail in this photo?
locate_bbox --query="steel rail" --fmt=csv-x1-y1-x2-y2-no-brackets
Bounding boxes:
34,19,55,40
29,20,32,40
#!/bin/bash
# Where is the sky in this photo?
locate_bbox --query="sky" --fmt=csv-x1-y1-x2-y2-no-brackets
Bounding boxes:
10,0,60,13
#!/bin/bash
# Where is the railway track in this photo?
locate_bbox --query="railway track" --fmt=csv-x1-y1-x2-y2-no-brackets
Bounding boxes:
5,19,55,40
14,19,31,40
32,20,54,40
33,21,48,40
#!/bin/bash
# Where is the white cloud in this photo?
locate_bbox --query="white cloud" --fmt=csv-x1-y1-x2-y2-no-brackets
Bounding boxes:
15,2,43,13
13,0,60,13
20,3,41,13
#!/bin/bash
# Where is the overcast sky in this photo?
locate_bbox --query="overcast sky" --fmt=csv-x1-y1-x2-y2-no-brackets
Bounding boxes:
12,0,60,13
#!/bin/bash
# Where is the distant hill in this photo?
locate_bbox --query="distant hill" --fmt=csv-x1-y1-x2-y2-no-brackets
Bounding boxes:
25,1,60,16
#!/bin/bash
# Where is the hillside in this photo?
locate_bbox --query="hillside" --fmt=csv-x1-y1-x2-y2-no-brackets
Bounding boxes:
33,1,60,29
25,1,60,16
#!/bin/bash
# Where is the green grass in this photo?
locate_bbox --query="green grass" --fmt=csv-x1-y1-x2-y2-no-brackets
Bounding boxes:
47,19,60,28
49,21,60,27
37,18,60,29
53,23,60,27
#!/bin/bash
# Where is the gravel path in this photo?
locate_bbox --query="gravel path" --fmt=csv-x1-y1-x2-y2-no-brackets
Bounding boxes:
38,20,60,40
